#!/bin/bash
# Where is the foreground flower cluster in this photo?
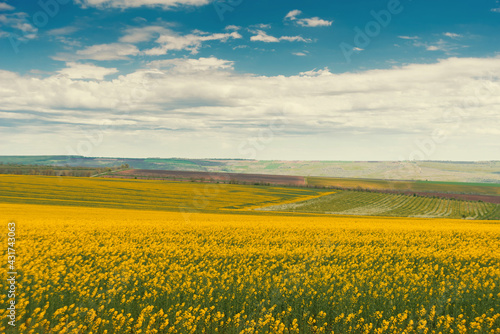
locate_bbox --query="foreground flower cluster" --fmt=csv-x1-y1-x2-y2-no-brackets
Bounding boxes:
1,203,499,333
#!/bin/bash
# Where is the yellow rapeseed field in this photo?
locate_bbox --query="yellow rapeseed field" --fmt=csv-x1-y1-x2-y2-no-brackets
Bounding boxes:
1,203,499,333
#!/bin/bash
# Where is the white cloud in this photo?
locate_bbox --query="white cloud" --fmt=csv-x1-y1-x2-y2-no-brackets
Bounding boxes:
119,25,170,43
285,10,302,21
3,57,500,159
250,30,279,43
413,39,467,54
250,30,311,43
0,2,14,10
279,35,310,42
52,43,140,61
57,62,119,80
75,43,140,60
225,25,241,31
292,52,307,56
47,26,82,49
144,30,242,55
398,35,419,40
54,36,82,48
47,26,79,36
0,12,37,40
75,0,210,9
299,67,332,76
249,23,271,30
53,25,242,61
444,32,463,39
285,9,332,27
2,57,500,148
147,57,234,73
297,17,332,27
491,8,500,12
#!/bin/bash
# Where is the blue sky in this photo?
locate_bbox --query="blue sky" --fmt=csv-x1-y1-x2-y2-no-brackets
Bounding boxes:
1,0,500,160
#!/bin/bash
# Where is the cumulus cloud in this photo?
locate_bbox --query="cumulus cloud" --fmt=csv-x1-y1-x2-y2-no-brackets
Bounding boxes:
297,17,332,27
280,35,310,42
413,39,467,54
398,36,419,40
3,56,500,159
225,25,241,31
250,30,279,43
285,10,302,21
52,25,242,61
0,2,14,10
285,9,332,27
249,23,271,30
147,57,234,73
0,12,37,40
2,57,500,141
47,26,79,36
118,26,243,55
250,30,311,43
444,32,463,39
119,25,170,43
299,67,332,76
57,62,119,80
53,43,140,61
75,0,210,9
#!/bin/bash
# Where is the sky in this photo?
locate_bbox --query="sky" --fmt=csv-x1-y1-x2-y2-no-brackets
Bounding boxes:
0,0,499,161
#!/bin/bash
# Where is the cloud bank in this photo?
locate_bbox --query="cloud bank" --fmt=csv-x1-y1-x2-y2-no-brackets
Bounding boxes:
2,57,499,146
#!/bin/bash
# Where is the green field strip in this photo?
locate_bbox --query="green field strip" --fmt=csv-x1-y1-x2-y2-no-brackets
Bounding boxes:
260,189,499,220
385,196,420,216
410,197,428,215
445,200,456,217
0,175,330,214
484,205,500,220
456,201,465,218
469,202,479,219
427,198,442,216
480,202,495,217
364,194,396,212
379,196,408,216
432,199,445,217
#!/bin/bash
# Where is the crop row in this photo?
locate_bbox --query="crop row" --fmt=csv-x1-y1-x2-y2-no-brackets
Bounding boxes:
279,191,500,219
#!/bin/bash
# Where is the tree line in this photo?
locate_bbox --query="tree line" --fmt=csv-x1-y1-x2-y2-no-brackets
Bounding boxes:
0,163,129,177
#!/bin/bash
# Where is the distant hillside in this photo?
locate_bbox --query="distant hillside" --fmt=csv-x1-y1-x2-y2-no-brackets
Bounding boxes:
0,156,499,184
